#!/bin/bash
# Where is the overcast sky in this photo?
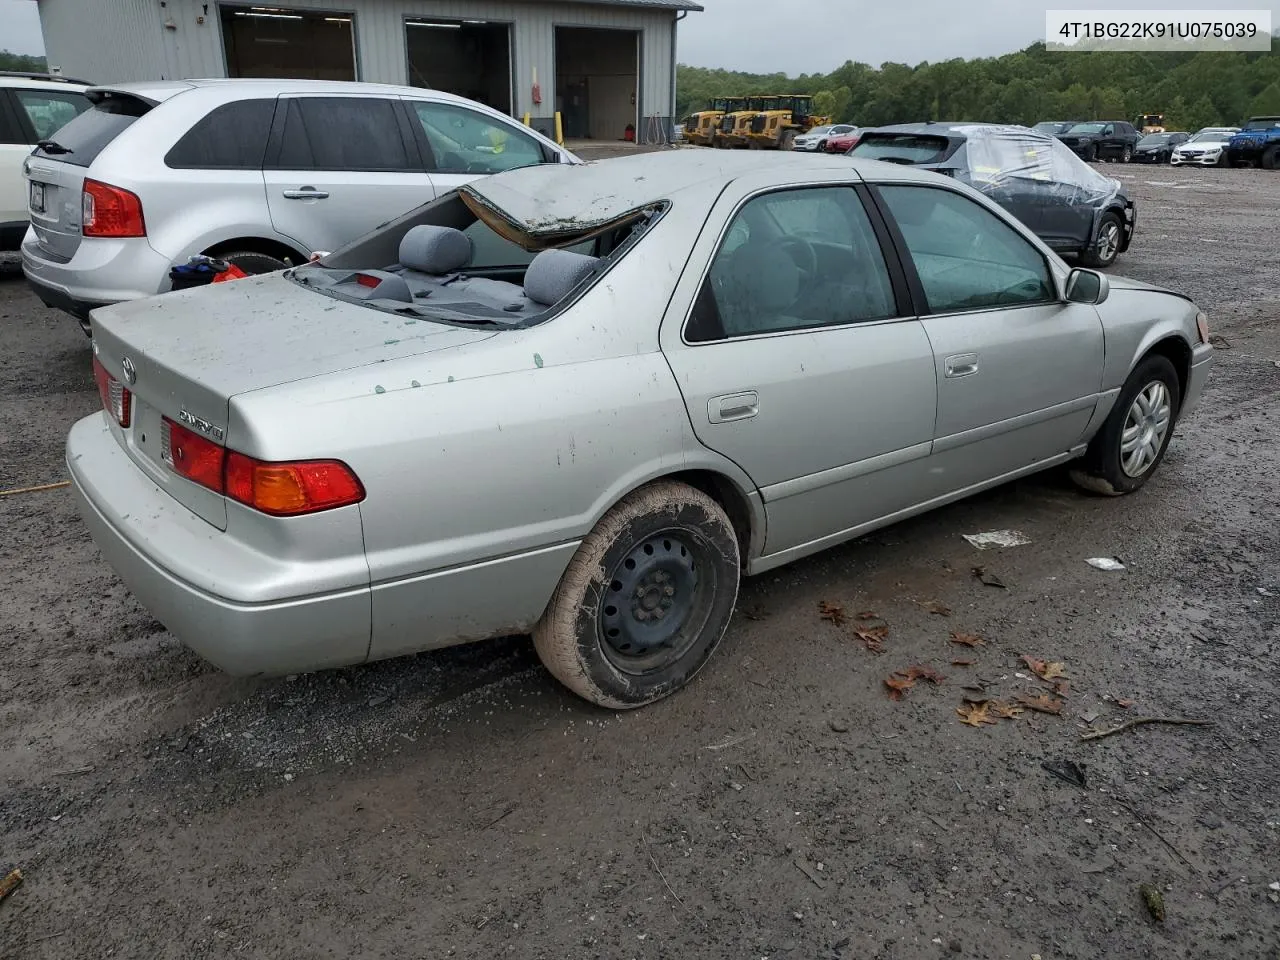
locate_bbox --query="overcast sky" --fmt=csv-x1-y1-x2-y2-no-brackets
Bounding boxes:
2,0,1277,72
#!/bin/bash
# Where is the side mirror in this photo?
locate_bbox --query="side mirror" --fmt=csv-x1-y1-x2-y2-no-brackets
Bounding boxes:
1065,268,1110,305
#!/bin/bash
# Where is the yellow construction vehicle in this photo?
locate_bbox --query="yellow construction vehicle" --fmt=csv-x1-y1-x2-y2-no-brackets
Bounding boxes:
1139,113,1166,134
684,97,745,147
744,95,831,150
718,96,775,148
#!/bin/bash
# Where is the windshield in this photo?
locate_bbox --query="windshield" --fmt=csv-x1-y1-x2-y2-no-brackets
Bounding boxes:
1032,122,1063,134
1242,118,1280,131
831,125,854,134
1139,134,1172,145
1065,123,1105,134
1187,132,1228,143
849,133,950,164
806,126,832,136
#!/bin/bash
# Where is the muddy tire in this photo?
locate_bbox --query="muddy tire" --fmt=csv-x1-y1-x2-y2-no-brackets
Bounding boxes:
216,250,290,275
1262,145,1279,171
533,481,740,709
1071,354,1181,497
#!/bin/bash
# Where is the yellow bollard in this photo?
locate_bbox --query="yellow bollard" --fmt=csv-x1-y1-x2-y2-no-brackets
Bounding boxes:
522,112,531,127
554,111,564,146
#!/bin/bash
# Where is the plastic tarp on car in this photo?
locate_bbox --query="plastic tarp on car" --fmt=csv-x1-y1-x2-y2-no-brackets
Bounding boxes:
948,124,1120,205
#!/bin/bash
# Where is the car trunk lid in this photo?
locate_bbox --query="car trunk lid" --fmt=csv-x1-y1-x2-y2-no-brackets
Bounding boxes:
89,273,496,529
26,88,167,262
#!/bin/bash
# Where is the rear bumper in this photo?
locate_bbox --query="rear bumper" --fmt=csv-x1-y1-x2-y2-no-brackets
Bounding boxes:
68,414,372,676
21,228,170,327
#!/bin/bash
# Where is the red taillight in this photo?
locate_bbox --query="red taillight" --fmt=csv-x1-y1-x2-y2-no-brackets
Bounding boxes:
225,452,365,516
92,355,131,427
165,419,224,491
355,273,380,288
161,417,363,516
82,178,145,238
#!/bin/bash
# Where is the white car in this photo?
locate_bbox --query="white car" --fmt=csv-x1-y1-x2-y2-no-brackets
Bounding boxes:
21,78,577,330
0,72,91,249
793,124,855,152
1170,132,1232,167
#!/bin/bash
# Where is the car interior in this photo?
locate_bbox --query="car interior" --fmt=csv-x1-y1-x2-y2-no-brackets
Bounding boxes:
293,193,653,326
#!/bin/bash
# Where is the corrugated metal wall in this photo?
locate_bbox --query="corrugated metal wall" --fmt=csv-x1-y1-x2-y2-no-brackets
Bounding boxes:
38,0,678,126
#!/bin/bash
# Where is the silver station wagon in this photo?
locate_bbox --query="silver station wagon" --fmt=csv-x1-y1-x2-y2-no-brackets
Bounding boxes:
69,151,1213,709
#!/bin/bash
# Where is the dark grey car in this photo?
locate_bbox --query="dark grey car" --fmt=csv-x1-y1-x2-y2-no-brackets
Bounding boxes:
848,122,1135,268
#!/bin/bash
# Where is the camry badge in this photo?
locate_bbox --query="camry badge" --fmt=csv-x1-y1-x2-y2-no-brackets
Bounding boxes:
178,409,224,443
121,356,137,384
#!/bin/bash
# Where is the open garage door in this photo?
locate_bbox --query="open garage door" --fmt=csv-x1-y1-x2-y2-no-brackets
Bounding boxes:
555,27,638,141
221,6,356,80
405,18,513,116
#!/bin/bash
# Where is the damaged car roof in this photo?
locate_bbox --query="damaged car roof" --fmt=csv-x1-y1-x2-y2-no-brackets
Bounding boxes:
459,150,866,242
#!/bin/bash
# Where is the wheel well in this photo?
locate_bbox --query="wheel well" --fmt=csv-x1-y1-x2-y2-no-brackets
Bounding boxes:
667,470,754,565
201,237,307,266
1144,336,1192,404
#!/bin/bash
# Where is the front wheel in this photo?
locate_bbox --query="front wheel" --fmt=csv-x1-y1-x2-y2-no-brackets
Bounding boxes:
1262,145,1279,171
1121,144,1133,162
1079,211,1123,268
1071,354,1181,496
1085,143,1098,162
533,481,741,709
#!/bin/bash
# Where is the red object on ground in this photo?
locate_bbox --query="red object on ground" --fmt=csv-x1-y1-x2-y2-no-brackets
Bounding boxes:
624,124,635,142
211,263,249,284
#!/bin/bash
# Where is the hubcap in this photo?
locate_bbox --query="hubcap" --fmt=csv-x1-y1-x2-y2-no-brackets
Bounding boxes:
1097,222,1120,262
1120,381,1172,477
599,532,712,674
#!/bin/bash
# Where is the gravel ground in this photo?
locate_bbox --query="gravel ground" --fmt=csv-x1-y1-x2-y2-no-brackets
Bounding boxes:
1,163,1279,959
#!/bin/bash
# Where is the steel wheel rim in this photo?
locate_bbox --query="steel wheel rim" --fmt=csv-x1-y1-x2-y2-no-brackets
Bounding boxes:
1097,222,1120,261
1120,380,1172,477
598,529,717,675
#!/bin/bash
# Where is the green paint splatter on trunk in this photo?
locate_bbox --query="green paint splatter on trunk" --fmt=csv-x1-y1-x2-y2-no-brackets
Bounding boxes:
374,385,386,394
533,353,544,368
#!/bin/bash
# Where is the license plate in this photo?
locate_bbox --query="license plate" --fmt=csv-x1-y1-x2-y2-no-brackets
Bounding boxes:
29,181,45,214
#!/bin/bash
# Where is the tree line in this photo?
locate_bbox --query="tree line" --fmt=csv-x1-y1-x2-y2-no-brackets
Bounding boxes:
0,50,48,73
676,38,1280,133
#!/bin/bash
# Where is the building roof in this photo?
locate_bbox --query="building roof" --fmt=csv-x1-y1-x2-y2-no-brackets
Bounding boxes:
559,0,705,9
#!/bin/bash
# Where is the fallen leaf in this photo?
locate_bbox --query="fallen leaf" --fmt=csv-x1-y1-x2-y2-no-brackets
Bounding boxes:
884,674,915,700
950,632,985,648
1117,698,1135,709
922,600,952,616
884,665,945,700
818,601,846,626
856,610,878,620
956,702,999,727
972,566,1007,588
988,700,1024,719
1021,655,1069,681
853,625,887,653
951,658,975,667
1016,693,1064,715
1054,680,1071,698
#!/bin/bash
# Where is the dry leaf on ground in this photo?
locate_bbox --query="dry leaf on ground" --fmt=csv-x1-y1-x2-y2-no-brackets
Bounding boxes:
1117,698,1135,709
922,600,952,616
951,658,975,666
950,632,985,648
818,601,846,626
956,702,999,727
1016,693,1064,715
884,664,946,700
853,625,888,653
856,610,878,620
1021,655,1068,681
884,674,915,700
1054,680,1071,698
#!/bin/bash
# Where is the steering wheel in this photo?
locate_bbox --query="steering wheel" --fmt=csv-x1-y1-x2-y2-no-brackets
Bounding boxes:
779,237,818,282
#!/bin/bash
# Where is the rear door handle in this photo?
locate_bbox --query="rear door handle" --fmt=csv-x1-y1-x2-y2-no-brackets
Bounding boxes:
708,391,759,423
944,353,979,378
282,187,329,200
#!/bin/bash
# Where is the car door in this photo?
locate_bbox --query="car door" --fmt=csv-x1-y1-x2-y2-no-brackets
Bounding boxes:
0,92,30,230
262,95,435,255
660,180,939,560
404,98,557,196
870,182,1104,493
1098,123,1117,157
1,87,90,233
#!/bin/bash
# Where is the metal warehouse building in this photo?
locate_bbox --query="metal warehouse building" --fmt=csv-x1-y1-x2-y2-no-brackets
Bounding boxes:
35,0,702,140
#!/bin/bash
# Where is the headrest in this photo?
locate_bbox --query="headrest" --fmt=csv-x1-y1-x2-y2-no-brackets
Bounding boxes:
399,225,471,274
524,249,600,306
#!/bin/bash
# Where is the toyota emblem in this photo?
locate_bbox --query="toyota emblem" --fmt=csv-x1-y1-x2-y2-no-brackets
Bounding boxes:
121,356,137,385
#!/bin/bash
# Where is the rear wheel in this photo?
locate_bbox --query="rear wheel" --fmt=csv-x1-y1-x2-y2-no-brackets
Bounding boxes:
1071,354,1180,496
1080,211,1123,268
1085,143,1098,162
1262,145,1279,171
1121,144,1133,162
533,481,740,709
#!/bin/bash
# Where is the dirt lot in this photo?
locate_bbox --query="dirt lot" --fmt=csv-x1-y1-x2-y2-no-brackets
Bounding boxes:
2,163,1279,960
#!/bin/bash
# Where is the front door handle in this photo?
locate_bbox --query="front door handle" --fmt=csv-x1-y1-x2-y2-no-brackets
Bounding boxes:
282,187,329,200
944,353,979,378
708,391,759,423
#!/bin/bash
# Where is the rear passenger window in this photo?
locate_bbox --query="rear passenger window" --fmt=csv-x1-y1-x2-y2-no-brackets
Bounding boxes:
166,99,275,169
271,98,416,172
12,90,90,142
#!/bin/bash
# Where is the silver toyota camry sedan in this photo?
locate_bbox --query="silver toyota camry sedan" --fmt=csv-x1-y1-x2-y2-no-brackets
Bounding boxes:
69,151,1213,709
